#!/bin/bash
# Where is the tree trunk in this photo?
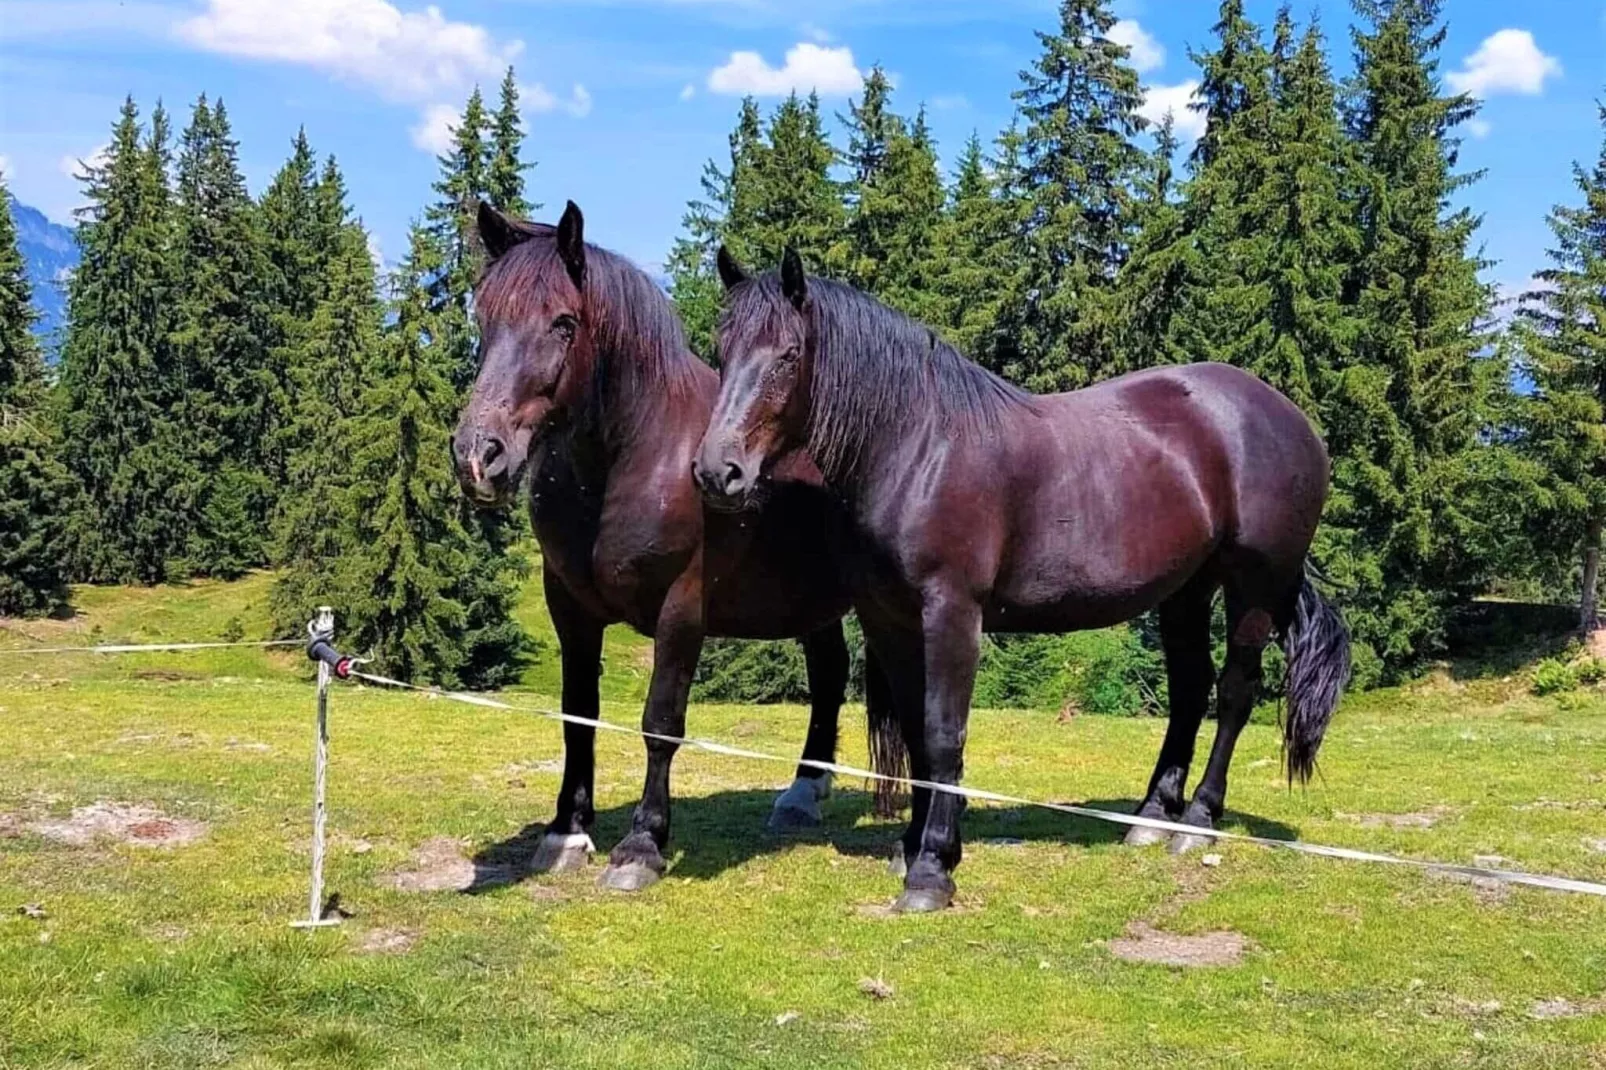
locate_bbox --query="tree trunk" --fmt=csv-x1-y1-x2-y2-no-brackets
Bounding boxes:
1581,513,1603,634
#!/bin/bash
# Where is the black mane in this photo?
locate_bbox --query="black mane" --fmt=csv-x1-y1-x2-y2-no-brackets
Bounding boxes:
721,273,1033,477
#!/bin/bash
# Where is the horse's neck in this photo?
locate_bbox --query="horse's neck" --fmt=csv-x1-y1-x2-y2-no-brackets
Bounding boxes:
582,335,710,462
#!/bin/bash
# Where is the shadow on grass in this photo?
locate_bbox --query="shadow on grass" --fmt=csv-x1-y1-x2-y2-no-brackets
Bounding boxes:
466,790,1299,891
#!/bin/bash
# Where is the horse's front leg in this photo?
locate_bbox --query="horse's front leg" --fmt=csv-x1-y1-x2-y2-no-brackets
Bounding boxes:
598,568,705,892
896,586,982,913
769,622,849,831
532,569,605,873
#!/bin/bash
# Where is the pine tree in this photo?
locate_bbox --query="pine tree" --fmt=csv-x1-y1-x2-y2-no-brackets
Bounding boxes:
1333,0,1499,675
1010,0,1148,391
58,98,190,584
841,67,899,291
488,68,533,216
172,96,275,576
1515,103,1606,630
859,108,945,319
0,175,73,616
1189,0,1270,169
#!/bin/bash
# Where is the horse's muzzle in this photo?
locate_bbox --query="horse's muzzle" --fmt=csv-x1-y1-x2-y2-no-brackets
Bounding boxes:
692,455,756,513
452,429,514,508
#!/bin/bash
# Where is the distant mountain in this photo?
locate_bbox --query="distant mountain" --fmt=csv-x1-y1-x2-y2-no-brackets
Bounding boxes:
8,197,78,351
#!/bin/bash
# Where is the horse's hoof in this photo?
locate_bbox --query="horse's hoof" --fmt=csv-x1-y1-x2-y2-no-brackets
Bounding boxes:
887,851,908,879
530,833,594,874
1169,831,1216,855
597,861,663,893
1124,824,1171,848
768,804,822,832
893,886,953,914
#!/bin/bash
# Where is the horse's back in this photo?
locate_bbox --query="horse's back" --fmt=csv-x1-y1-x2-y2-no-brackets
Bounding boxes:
982,363,1325,628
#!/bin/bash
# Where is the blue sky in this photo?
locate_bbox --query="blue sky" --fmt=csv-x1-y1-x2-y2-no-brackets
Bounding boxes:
1,0,1602,297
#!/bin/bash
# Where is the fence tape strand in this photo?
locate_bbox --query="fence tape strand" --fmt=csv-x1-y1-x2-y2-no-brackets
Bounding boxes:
340,669,1606,899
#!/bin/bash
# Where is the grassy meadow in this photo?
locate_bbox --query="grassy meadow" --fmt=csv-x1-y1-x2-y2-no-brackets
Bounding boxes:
2,574,1604,1068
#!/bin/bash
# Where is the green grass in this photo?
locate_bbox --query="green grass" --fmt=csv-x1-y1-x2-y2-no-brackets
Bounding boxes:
2,577,1605,1068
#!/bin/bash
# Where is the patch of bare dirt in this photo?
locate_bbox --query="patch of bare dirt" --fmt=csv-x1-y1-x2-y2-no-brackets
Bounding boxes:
132,669,202,682
27,803,207,848
1106,922,1249,968
0,813,21,839
354,927,416,955
1586,628,1606,662
1334,807,1450,830
387,837,513,893
1526,996,1606,1021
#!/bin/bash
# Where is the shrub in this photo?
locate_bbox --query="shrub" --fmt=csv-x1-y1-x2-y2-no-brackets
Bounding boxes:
1574,656,1605,685
1531,658,1576,696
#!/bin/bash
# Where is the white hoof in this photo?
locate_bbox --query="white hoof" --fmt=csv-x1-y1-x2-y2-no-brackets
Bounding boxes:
769,775,831,831
530,833,595,874
1124,824,1171,848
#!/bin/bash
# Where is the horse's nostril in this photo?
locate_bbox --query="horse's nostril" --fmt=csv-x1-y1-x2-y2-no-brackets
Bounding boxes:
724,461,744,489
482,437,504,468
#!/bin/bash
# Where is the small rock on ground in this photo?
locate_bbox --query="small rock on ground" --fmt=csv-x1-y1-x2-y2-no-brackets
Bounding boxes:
1107,922,1249,968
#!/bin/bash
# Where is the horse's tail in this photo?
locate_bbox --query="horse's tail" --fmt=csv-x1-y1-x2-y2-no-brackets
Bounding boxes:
1281,566,1352,785
863,648,909,818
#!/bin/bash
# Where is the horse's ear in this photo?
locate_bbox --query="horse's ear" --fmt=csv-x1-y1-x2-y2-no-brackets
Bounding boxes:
716,246,750,291
478,200,533,261
780,246,808,311
556,200,586,289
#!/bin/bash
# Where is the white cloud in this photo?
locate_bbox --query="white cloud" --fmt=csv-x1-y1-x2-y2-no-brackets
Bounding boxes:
708,42,863,97
0,155,11,180
1445,29,1561,98
1110,19,1164,74
801,23,832,43
679,83,697,102
1466,117,1493,139
366,232,385,272
410,102,461,155
58,143,109,180
175,0,521,104
1138,81,1205,141
566,84,593,118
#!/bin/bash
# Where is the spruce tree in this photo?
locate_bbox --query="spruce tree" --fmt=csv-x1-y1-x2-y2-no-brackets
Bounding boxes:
172,96,274,576
667,97,764,362
58,98,190,584
745,93,848,274
270,181,385,634
488,68,534,216
1114,114,1199,370
321,228,526,686
1010,0,1148,391
841,68,899,292
0,176,74,616
425,88,492,391
859,109,945,319
926,130,1029,368
1334,0,1499,674
1515,104,1606,630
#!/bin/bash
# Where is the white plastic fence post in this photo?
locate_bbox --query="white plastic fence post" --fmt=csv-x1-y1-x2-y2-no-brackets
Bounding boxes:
293,605,342,929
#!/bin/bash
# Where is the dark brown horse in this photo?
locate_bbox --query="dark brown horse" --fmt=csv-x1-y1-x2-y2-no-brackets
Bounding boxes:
452,205,904,890
696,249,1351,912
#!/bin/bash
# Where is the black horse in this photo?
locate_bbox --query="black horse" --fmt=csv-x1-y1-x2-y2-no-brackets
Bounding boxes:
452,206,905,888
695,249,1351,912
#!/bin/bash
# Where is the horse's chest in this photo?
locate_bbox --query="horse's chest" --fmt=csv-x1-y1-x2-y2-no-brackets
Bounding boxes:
528,450,694,632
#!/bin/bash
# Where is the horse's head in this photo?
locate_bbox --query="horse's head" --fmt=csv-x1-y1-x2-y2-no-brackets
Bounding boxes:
453,200,596,507
693,247,815,512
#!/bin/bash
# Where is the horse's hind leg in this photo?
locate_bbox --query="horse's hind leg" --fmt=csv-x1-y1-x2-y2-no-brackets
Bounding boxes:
1169,585,1274,854
1126,577,1216,847
770,623,849,831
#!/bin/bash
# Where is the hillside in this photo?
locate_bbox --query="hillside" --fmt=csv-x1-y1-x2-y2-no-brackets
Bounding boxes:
7,196,77,349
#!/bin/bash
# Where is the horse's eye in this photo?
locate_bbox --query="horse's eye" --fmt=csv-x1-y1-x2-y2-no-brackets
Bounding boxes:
779,347,800,364
553,315,577,342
